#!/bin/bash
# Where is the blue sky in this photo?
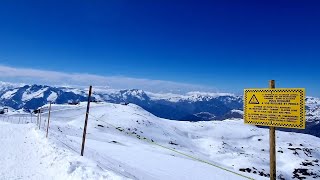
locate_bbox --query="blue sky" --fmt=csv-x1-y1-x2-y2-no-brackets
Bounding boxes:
0,1,319,96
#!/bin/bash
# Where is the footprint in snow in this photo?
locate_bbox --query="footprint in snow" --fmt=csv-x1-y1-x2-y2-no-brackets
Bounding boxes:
68,161,82,174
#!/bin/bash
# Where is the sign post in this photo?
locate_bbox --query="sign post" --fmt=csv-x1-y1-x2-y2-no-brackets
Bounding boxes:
269,80,276,180
244,81,305,180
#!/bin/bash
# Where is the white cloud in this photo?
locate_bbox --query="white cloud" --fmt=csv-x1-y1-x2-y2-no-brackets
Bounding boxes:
0,65,217,93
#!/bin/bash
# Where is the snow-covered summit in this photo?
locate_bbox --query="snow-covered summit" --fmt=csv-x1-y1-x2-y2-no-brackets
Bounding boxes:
147,91,236,102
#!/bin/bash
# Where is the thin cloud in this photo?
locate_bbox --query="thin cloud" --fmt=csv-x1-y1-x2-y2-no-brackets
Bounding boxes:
0,65,217,93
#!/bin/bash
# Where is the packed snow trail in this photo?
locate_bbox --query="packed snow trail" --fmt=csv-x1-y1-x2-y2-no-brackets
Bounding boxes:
0,121,127,180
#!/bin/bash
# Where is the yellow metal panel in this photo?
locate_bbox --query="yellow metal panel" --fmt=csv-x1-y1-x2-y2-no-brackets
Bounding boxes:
244,88,305,129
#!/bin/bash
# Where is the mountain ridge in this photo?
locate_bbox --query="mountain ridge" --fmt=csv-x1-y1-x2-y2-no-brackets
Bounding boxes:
0,82,319,138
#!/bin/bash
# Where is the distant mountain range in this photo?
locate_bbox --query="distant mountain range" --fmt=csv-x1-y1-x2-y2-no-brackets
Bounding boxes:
0,83,244,121
0,82,319,137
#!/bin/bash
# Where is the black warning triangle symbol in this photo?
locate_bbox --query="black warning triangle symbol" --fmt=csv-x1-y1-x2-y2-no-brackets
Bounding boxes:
249,94,260,104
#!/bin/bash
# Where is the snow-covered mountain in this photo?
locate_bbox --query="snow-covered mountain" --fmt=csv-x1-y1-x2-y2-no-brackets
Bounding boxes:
0,82,319,138
94,88,243,121
0,84,243,121
0,84,89,110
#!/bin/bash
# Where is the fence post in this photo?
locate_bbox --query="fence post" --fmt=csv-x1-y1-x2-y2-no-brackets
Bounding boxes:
39,109,42,130
81,85,92,156
46,102,52,138
37,112,39,126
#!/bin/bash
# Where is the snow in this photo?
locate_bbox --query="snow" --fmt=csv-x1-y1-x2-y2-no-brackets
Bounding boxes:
306,96,320,105
0,106,26,115
0,121,128,180
1,89,19,99
147,91,235,102
47,103,320,179
47,91,58,102
186,91,235,97
1,102,320,179
41,103,252,180
22,87,49,101
231,109,244,115
92,89,149,102
63,88,86,96
306,96,320,122
146,92,187,102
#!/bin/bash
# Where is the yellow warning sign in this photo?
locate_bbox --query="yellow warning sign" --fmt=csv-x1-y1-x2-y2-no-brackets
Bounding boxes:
244,88,305,129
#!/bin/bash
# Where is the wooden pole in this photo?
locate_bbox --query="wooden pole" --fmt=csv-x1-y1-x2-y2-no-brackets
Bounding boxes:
81,85,93,156
39,109,42,130
269,80,276,180
46,102,52,138
37,112,39,127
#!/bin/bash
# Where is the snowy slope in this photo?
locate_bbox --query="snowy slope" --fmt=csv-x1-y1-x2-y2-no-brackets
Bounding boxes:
29,103,250,180
15,102,317,180
0,121,127,180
